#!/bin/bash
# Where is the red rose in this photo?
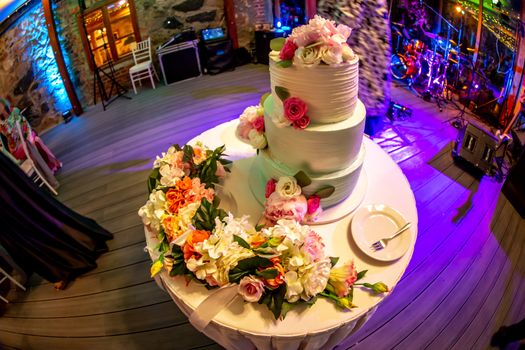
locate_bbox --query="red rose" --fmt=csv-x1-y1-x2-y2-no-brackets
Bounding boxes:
283,97,308,122
279,39,297,61
292,115,310,130
252,116,265,133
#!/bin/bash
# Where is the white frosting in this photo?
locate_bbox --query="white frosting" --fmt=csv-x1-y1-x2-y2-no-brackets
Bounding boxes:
251,144,366,207
264,96,366,174
269,55,359,124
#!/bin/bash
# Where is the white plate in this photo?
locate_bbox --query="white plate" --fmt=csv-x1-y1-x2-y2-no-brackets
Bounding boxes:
351,204,411,262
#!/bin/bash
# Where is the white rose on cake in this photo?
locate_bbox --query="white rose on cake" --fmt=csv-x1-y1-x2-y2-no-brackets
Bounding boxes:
276,176,302,198
320,44,343,65
294,46,322,66
248,129,267,149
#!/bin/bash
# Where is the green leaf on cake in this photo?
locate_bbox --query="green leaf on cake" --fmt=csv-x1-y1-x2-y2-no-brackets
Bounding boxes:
275,86,290,102
260,92,271,106
293,170,311,187
314,185,335,199
329,256,339,268
233,234,250,249
276,60,293,68
270,37,286,51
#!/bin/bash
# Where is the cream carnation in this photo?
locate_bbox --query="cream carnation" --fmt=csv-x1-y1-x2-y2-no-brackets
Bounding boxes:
138,190,167,230
300,258,332,300
240,105,260,123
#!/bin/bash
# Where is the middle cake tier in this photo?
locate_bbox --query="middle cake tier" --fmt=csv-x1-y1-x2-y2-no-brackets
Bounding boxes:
264,95,366,174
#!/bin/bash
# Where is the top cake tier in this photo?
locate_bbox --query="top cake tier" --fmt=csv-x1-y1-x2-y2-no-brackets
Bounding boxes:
269,56,359,124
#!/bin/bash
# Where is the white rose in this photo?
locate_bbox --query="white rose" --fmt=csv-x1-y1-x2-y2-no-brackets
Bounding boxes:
248,129,267,149
276,176,302,198
294,47,321,66
320,45,343,65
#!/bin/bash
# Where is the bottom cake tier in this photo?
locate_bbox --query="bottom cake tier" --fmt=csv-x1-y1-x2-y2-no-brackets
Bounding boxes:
249,143,366,209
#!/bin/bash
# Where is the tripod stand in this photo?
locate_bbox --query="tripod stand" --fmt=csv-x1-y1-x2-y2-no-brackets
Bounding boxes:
78,2,130,110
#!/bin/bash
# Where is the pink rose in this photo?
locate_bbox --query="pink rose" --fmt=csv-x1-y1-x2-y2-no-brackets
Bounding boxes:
265,178,277,198
292,115,310,130
263,192,308,224
237,120,252,140
283,97,308,122
238,276,265,302
306,195,321,214
279,39,298,61
252,116,265,133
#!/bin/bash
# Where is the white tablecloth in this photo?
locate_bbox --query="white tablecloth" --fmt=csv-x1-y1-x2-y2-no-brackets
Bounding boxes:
145,120,418,350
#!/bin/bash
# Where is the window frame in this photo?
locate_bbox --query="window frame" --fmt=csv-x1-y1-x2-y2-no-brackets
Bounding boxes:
77,0,141,71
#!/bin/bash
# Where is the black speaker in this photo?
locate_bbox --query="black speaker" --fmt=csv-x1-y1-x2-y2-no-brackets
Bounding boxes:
199,39,235,75
158,40,201,85
255,30,286,65
502,149,525,218
453,122,499,175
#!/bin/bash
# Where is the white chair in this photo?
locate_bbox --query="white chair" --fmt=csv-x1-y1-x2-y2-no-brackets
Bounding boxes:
129,38,159,94
14,120,59,196
0,268,26,303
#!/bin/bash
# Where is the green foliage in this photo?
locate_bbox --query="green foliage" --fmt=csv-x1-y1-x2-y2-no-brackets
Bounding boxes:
270,37,286,51
147,167,161,193
275,86,291,102
233,235,250,249
260,92,271,106
192,198,227,232
229,256,273,284
276,60,293,68
294,170,312,187
256,268,278,280
313,186,335,199
356,270,367,281
259,284,287,320
169,245,187,276
329,257,339,268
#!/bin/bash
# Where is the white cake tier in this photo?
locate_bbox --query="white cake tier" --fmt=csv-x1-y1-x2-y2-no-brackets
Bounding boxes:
269,54,359,124
250,144,366,208
264,96,366,174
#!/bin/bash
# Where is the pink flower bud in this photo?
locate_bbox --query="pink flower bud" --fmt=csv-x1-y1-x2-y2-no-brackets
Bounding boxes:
265,178,277,198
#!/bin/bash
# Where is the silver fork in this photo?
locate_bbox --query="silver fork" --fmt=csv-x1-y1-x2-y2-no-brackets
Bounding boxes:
370,222,412,252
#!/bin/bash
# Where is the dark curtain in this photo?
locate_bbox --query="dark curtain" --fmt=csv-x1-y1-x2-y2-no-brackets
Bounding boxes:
0,152,113,283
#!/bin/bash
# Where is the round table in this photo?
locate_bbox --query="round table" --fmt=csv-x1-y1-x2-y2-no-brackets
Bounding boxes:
145,120,418,350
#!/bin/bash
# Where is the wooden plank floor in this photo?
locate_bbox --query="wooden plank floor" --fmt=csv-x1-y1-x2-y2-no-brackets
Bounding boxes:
0,64,523,350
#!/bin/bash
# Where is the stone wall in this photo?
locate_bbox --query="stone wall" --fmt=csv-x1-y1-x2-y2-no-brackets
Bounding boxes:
234,0,272,49
0,3,70,132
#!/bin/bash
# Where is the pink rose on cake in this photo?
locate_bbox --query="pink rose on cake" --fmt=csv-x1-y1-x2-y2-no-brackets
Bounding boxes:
283,97,308,122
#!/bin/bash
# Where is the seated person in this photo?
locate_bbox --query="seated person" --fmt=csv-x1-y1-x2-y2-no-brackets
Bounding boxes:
0,98,62,173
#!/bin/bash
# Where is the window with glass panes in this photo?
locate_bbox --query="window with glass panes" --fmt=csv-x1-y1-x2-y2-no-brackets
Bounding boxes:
79,0,140,69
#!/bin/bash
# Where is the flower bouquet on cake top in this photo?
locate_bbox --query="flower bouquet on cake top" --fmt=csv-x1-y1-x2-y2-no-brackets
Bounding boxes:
140,142,388,320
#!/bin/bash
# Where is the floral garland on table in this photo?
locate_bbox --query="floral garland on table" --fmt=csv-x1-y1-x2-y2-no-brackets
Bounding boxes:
140,143,388,320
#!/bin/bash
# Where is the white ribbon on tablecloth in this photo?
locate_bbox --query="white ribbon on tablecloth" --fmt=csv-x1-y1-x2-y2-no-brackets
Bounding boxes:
189,284,240,332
